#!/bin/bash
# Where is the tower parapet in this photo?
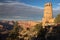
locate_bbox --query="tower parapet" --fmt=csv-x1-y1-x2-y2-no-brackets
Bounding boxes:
45,3,52,6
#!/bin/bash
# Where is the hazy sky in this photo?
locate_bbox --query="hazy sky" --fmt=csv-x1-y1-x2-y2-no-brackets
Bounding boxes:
0,0,60,21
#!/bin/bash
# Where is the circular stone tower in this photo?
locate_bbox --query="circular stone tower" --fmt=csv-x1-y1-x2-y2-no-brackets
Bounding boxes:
42,3,54,27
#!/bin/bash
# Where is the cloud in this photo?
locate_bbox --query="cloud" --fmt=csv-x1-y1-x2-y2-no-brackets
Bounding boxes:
0,0,17,2
53,3,60,10
0,1,60,20
58,3,60,5
0,1,44,9
53,7,60,11
53,3,60,17
0,1,43,20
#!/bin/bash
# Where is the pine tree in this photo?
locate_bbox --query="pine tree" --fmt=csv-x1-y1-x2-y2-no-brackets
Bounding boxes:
55,14,60,23
7,21,19,40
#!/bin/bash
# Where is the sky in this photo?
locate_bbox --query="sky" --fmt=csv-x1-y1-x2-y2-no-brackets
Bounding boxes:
0,0,60,21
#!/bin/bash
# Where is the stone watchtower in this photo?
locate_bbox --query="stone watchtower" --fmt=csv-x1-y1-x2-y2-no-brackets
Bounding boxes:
42,3,54,27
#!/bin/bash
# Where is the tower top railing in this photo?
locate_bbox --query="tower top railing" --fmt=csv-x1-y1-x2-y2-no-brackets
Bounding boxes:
45,2,52,6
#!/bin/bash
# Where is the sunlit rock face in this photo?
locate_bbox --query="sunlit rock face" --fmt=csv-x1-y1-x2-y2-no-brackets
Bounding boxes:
17,21,39,28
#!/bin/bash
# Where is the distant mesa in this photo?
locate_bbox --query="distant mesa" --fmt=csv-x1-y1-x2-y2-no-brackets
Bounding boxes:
17,21,39,28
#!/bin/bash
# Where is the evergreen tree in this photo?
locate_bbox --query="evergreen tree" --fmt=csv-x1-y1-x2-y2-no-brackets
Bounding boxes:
55,14,60,23
7,21,19,40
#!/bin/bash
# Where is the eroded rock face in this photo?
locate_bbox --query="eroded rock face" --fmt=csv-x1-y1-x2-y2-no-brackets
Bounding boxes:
0,21,15,40
0,21,14,34
17,21,39,28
